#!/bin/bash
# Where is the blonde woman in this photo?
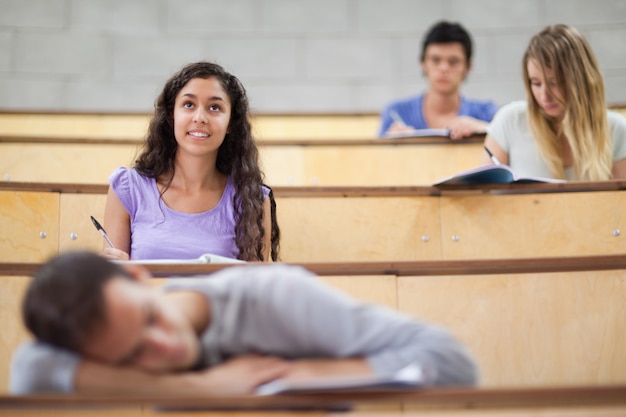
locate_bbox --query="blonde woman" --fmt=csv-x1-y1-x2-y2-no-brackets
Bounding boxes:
483,24,626,180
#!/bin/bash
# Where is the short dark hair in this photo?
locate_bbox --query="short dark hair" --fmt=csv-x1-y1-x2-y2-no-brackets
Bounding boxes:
23,251,132,352
420,21,473,62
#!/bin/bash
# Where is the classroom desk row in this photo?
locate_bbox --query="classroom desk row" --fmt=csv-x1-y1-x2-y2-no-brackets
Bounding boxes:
0,135,485,186
2,255,626,394
1,385,626,416
1,181,625,263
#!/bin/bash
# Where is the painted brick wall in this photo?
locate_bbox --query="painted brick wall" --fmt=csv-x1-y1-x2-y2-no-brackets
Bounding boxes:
0,0,624,112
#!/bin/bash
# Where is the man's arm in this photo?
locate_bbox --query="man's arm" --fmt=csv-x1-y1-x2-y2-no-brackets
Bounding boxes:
11,342,291,395
254,266,479,386
74,355,293,396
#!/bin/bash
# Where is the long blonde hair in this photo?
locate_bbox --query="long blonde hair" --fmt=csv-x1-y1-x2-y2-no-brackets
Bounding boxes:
523,24,612,180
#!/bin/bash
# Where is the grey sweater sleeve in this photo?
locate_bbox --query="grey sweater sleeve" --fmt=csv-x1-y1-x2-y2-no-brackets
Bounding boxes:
239,265,479,386
10,342,80,394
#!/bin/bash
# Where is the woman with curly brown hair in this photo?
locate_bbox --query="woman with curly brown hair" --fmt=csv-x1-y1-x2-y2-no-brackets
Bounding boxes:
102,62,279,262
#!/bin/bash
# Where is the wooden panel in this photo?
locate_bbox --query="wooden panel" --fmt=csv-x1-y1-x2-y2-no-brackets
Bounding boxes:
276,196,441,262
430,409,626,417
252,114,380,140
439,191,626,259
59,194,108,252
261,143,483,186
0,114,150,139
1,141,481,186
0,113,380,141
319,275,397,309
258,146,306,186
0,276,32,394
0,191,59,262
0,410,143,416
0,143,139,183
401,406,626,416
397,271,626,387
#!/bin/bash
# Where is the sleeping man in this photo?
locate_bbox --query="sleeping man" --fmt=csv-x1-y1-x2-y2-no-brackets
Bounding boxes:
11,251,478,395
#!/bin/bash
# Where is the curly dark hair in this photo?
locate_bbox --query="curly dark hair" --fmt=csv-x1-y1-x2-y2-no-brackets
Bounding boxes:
134,62,279,261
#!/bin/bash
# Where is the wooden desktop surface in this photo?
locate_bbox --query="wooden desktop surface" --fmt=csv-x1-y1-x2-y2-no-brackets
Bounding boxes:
0,385,625,416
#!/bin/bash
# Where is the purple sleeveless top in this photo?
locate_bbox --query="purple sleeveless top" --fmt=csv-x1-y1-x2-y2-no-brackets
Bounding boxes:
109,167,268,260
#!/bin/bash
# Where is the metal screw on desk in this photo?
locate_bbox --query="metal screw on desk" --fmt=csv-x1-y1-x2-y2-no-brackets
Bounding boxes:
613,229,621,237
421,235,430,242
451,235,459,242
39,232,47,239
70,232,78,240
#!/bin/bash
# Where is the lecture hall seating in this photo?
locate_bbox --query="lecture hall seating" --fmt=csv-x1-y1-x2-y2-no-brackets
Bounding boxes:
1,256,625,394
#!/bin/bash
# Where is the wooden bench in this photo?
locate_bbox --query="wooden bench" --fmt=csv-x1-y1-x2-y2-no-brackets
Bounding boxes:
3,105,624,186
0,385,625,416
1,182,626,263
0,112,381,140
0,135,484,186
2,255,626,393
2,108,625,140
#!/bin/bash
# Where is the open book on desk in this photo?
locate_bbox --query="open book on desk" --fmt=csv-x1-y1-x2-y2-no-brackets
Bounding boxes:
256,364,425,396
382,128,451,139
116,253,245,265
434,164,566,186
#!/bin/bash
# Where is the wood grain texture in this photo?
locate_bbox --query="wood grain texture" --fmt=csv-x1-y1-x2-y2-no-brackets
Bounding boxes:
0,276,32,394
439,191,626,259
0,191,59,262
277,196,441,262
0,143,140,183
397,271,626,387
261,142,483,186
59,194,108,253
319,275,398,309
1,140,481,186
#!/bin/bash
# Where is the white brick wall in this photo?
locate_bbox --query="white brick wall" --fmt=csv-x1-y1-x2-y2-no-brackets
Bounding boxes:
0,0,624,112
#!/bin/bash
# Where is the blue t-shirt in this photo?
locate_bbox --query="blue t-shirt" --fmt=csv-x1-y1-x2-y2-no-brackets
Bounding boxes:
378,94,498,137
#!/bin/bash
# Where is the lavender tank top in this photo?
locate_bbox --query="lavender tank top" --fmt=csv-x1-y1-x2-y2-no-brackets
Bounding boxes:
109,167,268,260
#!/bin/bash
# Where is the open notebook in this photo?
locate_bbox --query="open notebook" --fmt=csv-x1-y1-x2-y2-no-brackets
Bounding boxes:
256,364,426,396
116,253,245,265
434,164,566,186
382,128,450,139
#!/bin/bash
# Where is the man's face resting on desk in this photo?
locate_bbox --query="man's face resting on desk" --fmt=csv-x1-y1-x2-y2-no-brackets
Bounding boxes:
80,275,203,372
24,252,208,373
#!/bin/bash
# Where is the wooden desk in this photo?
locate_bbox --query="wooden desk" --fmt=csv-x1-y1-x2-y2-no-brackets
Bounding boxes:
2,255,626,391
0,135,484,186
1,182,626,262
0,385,625,416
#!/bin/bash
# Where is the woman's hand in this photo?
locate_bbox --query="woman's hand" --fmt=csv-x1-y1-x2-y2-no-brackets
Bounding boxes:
100,247,130,261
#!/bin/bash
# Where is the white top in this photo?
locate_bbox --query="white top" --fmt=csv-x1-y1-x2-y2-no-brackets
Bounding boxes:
486,101,626,180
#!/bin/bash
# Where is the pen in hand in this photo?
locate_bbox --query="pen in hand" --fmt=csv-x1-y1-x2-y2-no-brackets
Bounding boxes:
389,109,408,126
484,146,502,165
90,216,115,249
